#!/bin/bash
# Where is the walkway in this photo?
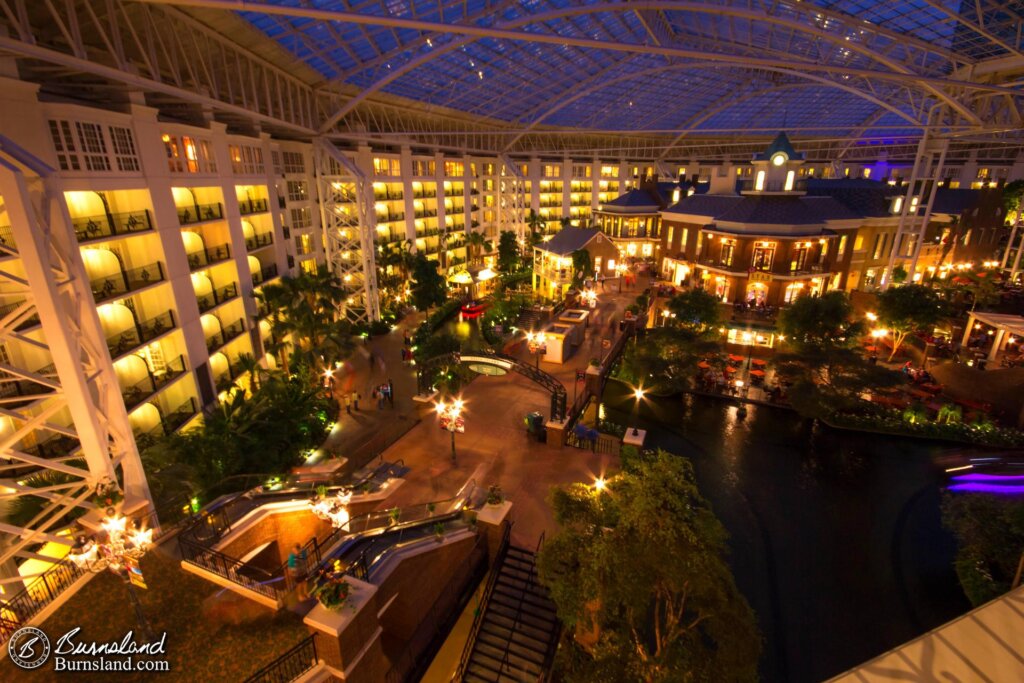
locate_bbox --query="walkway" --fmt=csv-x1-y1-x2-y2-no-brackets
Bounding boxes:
316,313,423,475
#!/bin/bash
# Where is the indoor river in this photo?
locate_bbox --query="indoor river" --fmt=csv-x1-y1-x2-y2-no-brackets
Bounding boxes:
601,381,972,683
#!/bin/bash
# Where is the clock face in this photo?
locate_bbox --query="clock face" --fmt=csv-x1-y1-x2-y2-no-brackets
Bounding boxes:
771,153,787,166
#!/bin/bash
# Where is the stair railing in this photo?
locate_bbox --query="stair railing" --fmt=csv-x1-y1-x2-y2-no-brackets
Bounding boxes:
453,521,511,681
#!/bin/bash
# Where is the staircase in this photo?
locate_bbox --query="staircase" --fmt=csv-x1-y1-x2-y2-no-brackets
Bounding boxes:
514,308,541,333
459,544,560,682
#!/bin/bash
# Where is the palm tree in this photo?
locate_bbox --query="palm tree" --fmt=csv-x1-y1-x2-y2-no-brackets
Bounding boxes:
234,352,266,392
526,210,545,244
559,216,573,230
466,231,492,265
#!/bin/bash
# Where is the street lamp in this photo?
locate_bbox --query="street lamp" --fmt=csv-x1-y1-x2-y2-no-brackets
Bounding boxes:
631,387,645,436
526,331,547,368
68,482,155,640
593,477,607,493
435,397,465,463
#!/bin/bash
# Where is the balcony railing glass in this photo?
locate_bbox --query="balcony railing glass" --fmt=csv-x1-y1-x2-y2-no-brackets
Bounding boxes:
106,309,176,358
245,232,274,251
91,262,166,303
121,354,188,410
72,210,152,243
187,243,232,270
238,198,269,215
196,283,238,313
177,202,224,225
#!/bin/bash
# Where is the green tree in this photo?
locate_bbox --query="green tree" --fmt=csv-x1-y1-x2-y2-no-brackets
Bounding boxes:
537,451,760,683
615,327,717,394
465,231,492,265
571,248,594,282
875,283,942,361
1003,179,1024,225
942,492,1024,606
560,216,573,229
497,230,520,272
410,252,447,311
666,288,720,333
778,291,863,352
258,264,355,374
526,210,546,243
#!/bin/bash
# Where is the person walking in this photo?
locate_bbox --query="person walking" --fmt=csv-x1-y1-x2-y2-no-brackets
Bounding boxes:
288,543,309,601
353,391,361,411
387,379,395,407
343,392,352,414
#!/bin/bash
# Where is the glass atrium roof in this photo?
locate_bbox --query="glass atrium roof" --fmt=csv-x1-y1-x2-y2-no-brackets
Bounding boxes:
238,0,1024,139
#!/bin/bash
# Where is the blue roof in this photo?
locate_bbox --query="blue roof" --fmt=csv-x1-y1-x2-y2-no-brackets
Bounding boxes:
234,1,1024,141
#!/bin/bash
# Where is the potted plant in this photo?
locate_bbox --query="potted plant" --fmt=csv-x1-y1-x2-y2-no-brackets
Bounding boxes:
427,502,436,515
433,522,445,540
311,574,351,610
486,485,504,506
388,507,401,525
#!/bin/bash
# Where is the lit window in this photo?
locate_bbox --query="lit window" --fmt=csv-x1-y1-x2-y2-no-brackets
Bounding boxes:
784,170,795,192
754,170,766,191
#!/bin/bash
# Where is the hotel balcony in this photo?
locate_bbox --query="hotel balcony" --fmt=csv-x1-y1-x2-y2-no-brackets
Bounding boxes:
251,264,279,286
91,261,166,303
245,232,275,252
196,282,239,313
238,197,269,215
106,309,176,358
138,397,198,440
0,369,56,407
187,244,232,270
121,354,188,410
205,318,246,353
0,300,41,331
177,202,224,225
72,210,152,243
7,433,82,478
373,188,404,201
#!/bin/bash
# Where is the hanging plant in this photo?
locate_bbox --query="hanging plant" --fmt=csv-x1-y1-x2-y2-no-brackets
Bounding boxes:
311,575,351,610
93,480,123,513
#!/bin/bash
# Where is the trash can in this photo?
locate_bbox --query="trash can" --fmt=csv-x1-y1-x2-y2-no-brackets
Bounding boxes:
525,412,545,441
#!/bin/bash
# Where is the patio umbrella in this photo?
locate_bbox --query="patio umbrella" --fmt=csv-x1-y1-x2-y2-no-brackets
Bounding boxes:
750,369,766,377
728,354,744,363
697,361,710,369
751,359,767,366
725,366,738,373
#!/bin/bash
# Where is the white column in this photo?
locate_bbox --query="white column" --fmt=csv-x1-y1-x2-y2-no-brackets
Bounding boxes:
961,314,975,347
988,329,1005,362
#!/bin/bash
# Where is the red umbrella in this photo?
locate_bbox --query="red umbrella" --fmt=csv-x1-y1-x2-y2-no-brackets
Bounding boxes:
725,366,738,373
750,369,766,377
697,361,710,369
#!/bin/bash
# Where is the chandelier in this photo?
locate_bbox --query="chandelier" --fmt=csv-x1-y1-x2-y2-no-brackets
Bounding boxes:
68,480,153,574
310,488,353,529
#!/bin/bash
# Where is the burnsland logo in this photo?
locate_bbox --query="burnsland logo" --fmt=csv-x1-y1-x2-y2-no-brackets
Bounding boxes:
7,626,170,673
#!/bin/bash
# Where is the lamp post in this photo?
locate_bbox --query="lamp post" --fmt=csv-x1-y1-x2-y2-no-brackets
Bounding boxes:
526,331,547,368
68,482,156,641
632,386,644,436
436,397,465,463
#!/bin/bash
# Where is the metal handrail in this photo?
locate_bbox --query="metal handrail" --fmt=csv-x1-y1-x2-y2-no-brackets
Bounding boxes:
453,521,512,681
0,559,85,646
243,633,318,683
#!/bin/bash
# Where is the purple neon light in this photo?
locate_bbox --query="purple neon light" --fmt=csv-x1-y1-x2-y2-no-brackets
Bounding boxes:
947,483,1024,495
950,473,1024,483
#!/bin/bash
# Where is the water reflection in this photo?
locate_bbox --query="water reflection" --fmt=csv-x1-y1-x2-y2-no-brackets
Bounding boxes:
600,381,970,683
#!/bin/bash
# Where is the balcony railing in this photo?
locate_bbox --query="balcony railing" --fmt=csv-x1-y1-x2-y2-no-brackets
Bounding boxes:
0,225,17,251
121,354,188,410
414,209,438,218
238,198,269,215
374,188,404,201
412,189,437,198
72,210,152,243
243,634,318,683
18,434,80,460
376,212,405,223
177,202,224,225
251,264,278,286
164,397,198,433
91,261,166,303
187,243,232,270
106,309,176,358
697,257,748,274
0,300,40,331
0,370,56,403
207,319,246,352
196,283,238,312
245,232,274,251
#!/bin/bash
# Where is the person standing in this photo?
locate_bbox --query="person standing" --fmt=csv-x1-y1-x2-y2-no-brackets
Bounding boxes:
344,392,352,414
353,391,361,411
288,543,309,601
